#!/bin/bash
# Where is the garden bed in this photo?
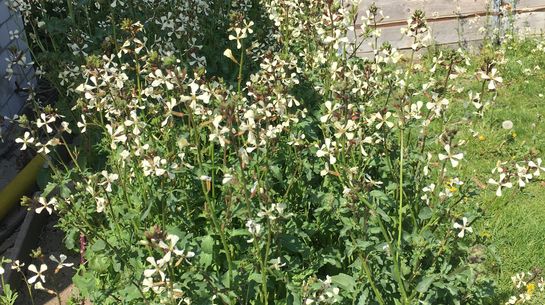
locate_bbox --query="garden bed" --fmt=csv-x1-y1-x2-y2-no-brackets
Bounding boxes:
2,1,545,305
11,215,82,305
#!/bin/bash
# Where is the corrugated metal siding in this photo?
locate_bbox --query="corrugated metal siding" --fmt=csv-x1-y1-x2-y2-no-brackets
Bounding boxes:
355,0,545,56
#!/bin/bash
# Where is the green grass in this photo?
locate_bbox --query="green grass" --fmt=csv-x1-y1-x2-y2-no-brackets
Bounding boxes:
484,184,545,303
458,37,545,303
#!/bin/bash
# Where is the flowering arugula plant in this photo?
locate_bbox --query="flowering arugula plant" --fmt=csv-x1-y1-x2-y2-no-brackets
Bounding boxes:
5,0,544,304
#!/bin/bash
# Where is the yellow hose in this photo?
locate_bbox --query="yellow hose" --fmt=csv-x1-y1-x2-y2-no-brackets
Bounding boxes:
0,154,46,220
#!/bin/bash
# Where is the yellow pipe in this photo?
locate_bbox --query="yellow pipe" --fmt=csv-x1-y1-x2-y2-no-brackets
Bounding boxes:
0,154,46,220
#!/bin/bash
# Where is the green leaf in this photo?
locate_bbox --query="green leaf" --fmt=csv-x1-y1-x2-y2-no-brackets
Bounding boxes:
288,292,302,305
64,228,77,251
202,235,214,254
270,164,283,181
119,285,140,302
416,275,435,293
357,289,369,304
331,273,356,293
41,182,57,198
418,207,433,220
72,272,95,297
217,291,231,304
370,190,390,202
91,239,106,252
88,255,109,273
230,229,250,237
248,273,263,284
112,259,121,272
199,253,213,268
278,234,309,255
140,200,154,221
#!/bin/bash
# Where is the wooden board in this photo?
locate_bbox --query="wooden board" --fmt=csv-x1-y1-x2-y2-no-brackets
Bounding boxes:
354,0,545,56
516,0,545,8
354,16,489,54
514,11,545,34
358,0,490,23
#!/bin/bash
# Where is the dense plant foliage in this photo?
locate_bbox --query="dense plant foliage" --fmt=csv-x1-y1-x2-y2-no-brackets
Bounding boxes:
2,0,545,304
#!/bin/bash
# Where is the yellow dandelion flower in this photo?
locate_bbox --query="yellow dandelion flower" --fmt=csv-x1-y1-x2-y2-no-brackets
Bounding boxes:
479,230,491,239
478,135,486,141
527,282,536,295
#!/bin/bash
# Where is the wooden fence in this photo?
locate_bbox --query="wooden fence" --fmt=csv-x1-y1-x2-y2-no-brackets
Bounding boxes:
355,0,545,56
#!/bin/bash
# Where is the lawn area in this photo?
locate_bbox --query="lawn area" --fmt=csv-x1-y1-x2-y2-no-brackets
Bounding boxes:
460,38,545,303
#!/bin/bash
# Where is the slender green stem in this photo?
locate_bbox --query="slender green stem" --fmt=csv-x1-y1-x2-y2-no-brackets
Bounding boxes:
201,179,233,289
397,128,404,258
66,0,75,21
391,40,418,304
17,272,36,305
261,221,272,305
361,255,385,305
60,135,81,172
237,45,245,94
136,61,142,101
395,126,409,305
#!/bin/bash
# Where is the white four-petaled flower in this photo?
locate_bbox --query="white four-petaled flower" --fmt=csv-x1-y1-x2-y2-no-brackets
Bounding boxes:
28,264,48,284
228,28,248,49
479,68,503,90
316,138,337,165
453,217,473,238
488,173,513,196
15,132,34,150
245,219,262,243
144,257,166,281
36,197,58,215
50,254,74,272
99,171,119,192
374,112,394,129
528,158,545,177
438,144,464,168
36,113,56,134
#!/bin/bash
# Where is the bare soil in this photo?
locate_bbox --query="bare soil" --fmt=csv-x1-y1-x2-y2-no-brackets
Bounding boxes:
13,216,87,305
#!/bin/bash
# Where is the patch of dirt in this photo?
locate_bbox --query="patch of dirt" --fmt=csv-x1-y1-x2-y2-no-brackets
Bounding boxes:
13,216,88,305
